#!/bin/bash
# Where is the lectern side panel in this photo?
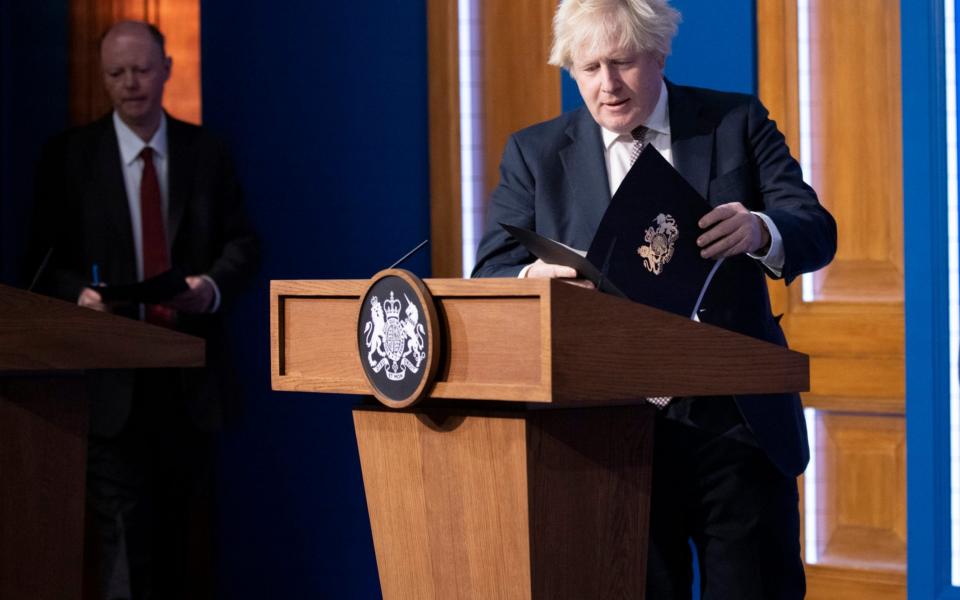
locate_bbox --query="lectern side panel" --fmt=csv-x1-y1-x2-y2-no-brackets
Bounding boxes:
432,297,549,401
0,377,87,600
353,409,437,599
354,408,533,600
550,283,809,401
277,297,368,393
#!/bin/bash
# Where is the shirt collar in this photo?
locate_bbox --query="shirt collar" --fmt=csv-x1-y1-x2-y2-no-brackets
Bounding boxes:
601,79,670,150
113,111,168,166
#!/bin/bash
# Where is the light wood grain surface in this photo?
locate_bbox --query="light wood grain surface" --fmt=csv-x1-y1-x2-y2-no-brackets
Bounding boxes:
354,408,532,600
354,405,654,600
758,1,906,596
427,0,462,278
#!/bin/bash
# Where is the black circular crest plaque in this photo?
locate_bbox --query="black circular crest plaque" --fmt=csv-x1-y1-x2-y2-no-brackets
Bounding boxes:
357,269,440,408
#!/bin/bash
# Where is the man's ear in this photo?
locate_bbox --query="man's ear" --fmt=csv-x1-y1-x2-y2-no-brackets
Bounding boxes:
163,55,173,81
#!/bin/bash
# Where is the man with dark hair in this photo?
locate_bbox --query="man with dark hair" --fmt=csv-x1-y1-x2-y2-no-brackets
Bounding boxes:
30,20,259,599
473,0,836,597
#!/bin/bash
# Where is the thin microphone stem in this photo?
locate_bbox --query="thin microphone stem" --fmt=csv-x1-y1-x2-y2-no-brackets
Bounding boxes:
387,239,429,270
28,247,54,292
597,236,617,293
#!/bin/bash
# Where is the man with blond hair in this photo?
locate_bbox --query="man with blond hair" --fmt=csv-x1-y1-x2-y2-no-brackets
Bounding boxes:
29,20,259,599
473,0,836,597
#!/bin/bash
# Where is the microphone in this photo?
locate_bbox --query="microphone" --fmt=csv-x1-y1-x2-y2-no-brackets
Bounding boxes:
27,247,54,292
596,235,617,294
386,239,429,270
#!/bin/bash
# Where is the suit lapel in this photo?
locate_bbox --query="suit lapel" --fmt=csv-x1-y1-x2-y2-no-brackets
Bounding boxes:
668,81,714,201
93,117,137,282
558,109,611,245
165,115,191,246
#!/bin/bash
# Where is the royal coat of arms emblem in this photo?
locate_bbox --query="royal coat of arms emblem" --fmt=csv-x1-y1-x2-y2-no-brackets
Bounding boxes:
357,269,440,408
637,213,679,275
363,291,426,381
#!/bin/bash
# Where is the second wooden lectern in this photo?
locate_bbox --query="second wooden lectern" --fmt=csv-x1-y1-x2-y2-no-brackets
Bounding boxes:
270,277,807,600
0,284,204,600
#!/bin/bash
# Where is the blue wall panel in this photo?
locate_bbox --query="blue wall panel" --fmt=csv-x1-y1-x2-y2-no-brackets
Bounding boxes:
201,2,429,597
667,0,756,94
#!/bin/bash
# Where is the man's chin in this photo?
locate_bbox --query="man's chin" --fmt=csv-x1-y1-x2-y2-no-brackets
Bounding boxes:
599,119,637,135
118,109,159,127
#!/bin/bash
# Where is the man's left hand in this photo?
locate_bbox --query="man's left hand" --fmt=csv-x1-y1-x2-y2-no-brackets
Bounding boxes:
697,202,770,259
167,276,215,314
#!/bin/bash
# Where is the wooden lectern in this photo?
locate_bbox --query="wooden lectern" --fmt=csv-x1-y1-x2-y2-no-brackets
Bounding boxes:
0,284,204,600
270,277,808,599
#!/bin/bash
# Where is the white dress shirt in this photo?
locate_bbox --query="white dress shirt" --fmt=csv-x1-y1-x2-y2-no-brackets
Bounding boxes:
112,112,221,311
113,111,170,282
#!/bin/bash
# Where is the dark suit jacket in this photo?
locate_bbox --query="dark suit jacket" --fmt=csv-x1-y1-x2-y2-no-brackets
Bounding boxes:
29,113,260,437
472,81,836,477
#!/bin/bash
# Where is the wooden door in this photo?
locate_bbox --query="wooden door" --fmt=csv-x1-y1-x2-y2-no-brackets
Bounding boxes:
759,1,906,597
426,0,560,277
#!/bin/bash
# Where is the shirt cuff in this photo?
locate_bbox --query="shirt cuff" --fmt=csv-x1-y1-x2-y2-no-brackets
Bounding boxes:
199,274,222,313
518,263,533,278
747,212,785,277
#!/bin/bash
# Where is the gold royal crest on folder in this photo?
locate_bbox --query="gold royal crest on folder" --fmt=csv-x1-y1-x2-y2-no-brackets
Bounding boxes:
637,213,678,275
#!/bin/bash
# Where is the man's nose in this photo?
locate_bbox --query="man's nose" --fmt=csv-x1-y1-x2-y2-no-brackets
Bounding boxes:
121,71,138,88
599,65,620,92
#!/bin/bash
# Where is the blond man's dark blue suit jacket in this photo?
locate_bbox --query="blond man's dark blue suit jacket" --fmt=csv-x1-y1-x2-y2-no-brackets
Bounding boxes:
472,81,837,477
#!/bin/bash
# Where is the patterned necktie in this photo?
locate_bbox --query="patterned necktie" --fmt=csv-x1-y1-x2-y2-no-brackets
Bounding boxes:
629,125,650,165
139,147,174,326
647,395,672,409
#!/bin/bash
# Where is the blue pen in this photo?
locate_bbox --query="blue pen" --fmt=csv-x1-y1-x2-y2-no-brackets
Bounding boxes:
92,263,100,286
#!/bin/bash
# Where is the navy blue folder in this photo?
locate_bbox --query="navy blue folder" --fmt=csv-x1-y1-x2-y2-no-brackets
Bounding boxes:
586,146,721,317
501,146,722,318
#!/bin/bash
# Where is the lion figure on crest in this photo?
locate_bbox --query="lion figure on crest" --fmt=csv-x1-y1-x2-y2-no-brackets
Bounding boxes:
364,296,386,366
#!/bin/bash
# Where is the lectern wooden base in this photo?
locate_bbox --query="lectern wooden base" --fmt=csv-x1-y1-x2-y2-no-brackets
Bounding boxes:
0,376,88,600
354,404,655,600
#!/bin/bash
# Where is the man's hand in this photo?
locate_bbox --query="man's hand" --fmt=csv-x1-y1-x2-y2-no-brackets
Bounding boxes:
697,202,770,259
78,287,109,312
167,276,215,314
525,259,596,289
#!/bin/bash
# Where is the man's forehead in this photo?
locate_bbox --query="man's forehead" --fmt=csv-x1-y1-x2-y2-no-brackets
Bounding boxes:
103,32,154,51
101,33,163,63
572,41,640,65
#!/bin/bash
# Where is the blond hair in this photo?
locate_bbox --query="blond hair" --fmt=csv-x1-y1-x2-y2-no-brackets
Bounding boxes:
549,0,681,70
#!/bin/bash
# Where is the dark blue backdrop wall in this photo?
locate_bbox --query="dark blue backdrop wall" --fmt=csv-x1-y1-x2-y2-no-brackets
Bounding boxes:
200,2,429,598
0,0,68,284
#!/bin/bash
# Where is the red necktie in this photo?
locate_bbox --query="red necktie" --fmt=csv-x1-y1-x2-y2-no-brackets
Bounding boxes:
139,147,174,325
